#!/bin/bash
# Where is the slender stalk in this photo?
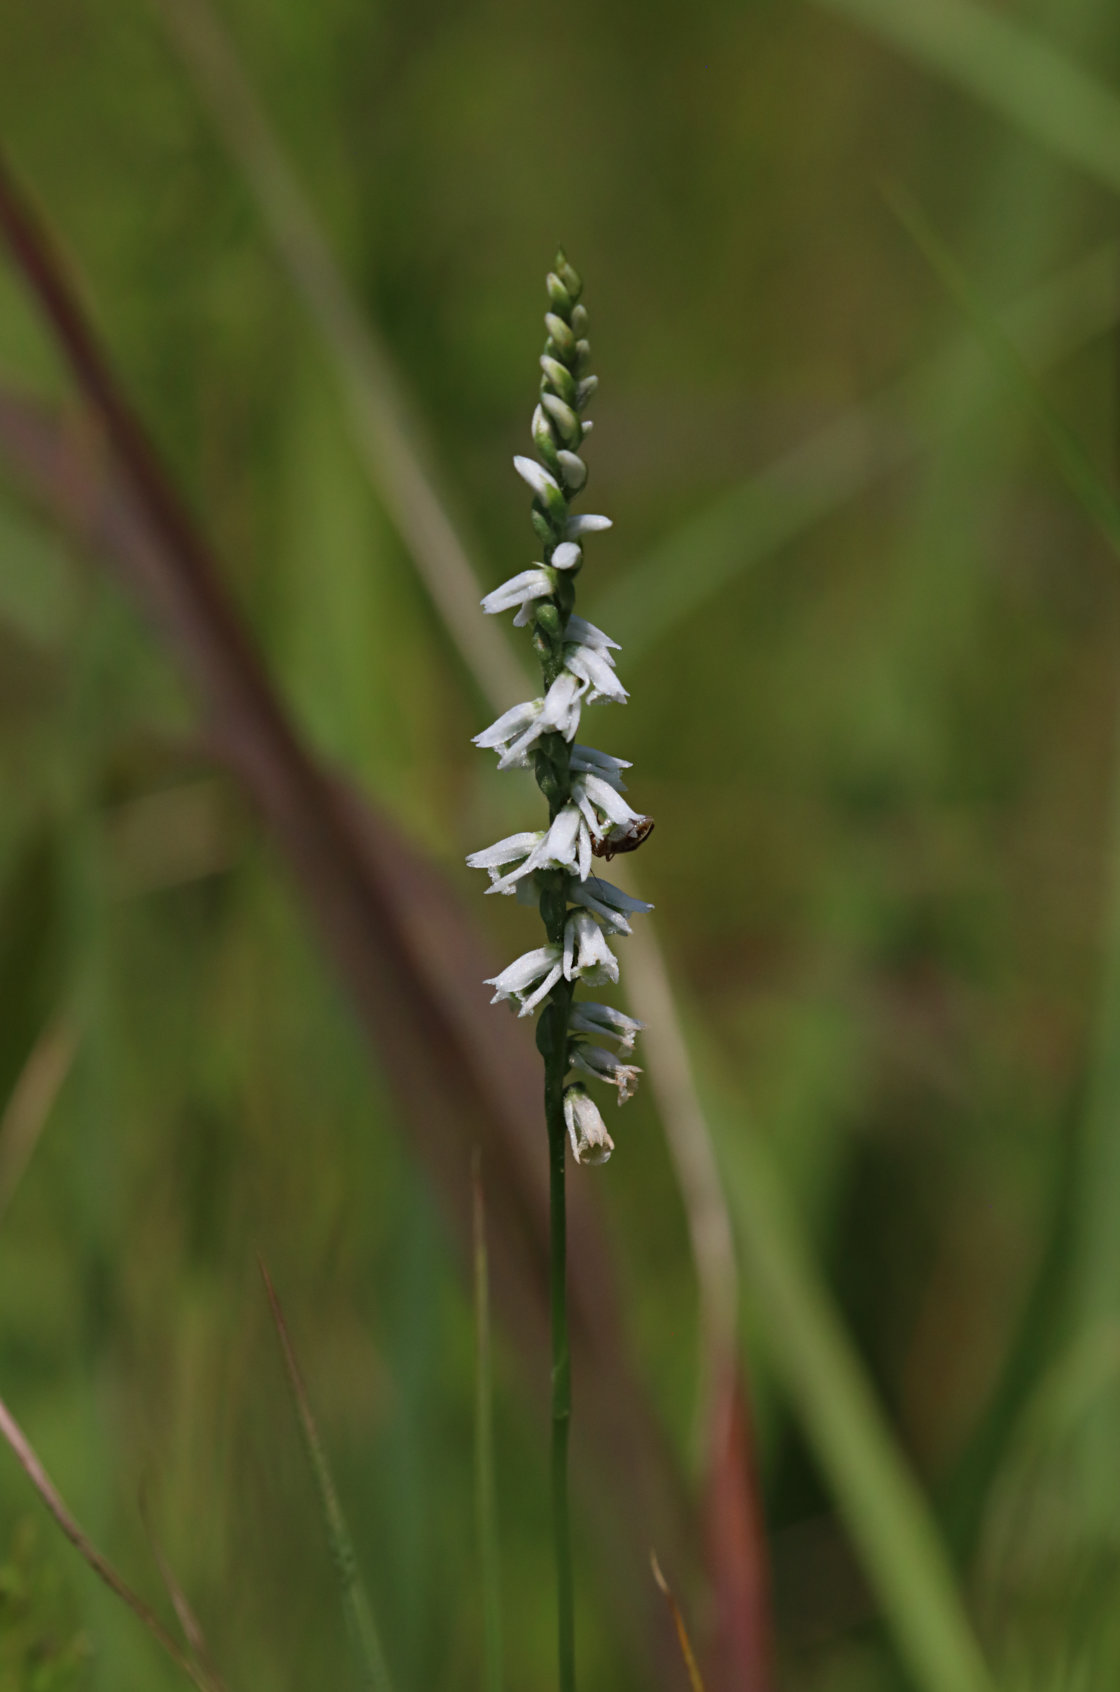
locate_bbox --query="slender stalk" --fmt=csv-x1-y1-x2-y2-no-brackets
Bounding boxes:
543,979,576,1692
471,1152,504,1692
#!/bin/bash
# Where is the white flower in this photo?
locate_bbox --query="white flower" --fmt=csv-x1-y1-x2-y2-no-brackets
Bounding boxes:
564,614,619,654
569,1001,643,1053
564,641,627,705
564,514,611,540
481,567,555,626
563,1085,614,1165
570,745,631,792
550,542,582,571
472,671,583,769
572,773,649,842
485,945,564,1017
569,1043,642,1103
568,874,653,934
487,804,593,894
562,911,619,986
466,831,544,887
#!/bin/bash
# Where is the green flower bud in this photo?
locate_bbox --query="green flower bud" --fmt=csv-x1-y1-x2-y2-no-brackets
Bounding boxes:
544,313,576,358
555,251,582,300
571,304,589,336
542,391,581,446
546,272,573,315
540,356,578,405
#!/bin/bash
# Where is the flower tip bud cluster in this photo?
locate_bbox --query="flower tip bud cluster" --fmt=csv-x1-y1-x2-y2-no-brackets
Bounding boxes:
469,255,654,1162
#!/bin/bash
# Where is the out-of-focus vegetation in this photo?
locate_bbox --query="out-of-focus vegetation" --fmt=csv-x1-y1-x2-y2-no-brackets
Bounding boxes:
2,0,1120,1688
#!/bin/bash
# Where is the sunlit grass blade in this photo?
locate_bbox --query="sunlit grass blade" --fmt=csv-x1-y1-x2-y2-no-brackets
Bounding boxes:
0,1391,225,1692
151,0,526,713
650,1552,706,1692
884,184,1120,1534
472,1150,504,1692
714,1106,997,1692
811,0,1120,198
258,1259,395,1692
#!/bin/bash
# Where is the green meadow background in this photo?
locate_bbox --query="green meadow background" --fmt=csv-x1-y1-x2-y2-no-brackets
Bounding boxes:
2,1,1120,1688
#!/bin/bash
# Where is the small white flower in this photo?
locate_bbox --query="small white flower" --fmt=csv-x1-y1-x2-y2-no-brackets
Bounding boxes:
568,874,653,934
572,773,649,842
473,671,584,770
569,1043,642,1103
564,514,611,540
570,745,631,792
565,614,619,654
487,804,593,893
550,542,582,571
562,911,619,986
569,1001,643,1053
473,698,542,757
480,567,555,625
513,455,561,501
466,831,545,887
563,1085,615,1165
486,945,564,1016
564,642,628,705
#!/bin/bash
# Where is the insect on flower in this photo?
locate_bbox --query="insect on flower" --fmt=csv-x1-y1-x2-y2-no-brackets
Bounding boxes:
591,816,655,861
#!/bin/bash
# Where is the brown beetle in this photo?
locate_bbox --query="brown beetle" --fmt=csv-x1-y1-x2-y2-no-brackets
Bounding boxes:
591,815,655,862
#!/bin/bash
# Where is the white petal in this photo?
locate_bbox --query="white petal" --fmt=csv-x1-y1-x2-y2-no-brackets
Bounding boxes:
513,455,560,499
550,542,582,571
578,817,592,881
569,1045,642,1102
480,568,553,616
570,745,631,792
565,615,619,653
486,945,560,1000
565,644,628,704
466,831,543,870
517,961,564,1016
473,698,541,750
578,774,644,828
538,670,583,741
569,1002,644,1052
563,1086,614,1165
564,514,611,539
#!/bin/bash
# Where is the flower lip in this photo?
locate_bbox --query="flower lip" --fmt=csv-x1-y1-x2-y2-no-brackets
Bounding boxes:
485,945,564,1017
563,1084,615,1165
569,1002,644,1053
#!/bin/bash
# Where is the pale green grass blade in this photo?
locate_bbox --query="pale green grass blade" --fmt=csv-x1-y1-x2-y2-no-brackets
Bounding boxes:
811,0,1120,197
592,241,1118,662
259,1261,395,1692
472,1152,503,1692
714,1102,997,1692
887,186,1120,1529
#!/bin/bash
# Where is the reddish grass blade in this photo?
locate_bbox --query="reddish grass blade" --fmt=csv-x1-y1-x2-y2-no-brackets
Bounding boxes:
650,1551,706,1692
703,1366,773,1692
0,150,692,1681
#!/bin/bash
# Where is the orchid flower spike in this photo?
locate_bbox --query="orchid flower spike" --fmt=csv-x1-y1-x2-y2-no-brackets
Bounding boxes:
466,251,655,1157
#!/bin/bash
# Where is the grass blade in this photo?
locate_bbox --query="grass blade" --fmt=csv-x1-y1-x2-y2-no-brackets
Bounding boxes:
811,0,1120,199
715,1108,997,1692
472,1151,504,1692
0,1391,224,1692
259,1258,395,1692
650,1552,706,1692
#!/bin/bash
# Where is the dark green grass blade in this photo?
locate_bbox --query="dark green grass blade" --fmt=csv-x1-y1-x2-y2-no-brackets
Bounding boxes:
259,1259,395,1692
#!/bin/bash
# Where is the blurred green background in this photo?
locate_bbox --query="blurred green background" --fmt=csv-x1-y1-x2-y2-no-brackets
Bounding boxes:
2,0,1120,1688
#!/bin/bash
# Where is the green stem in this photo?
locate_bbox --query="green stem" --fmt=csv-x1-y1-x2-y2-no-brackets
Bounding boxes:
543,977,576,1692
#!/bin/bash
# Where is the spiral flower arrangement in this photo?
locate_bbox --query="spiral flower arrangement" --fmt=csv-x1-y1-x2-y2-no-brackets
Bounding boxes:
467,252,653,1689
468,251,653,1164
